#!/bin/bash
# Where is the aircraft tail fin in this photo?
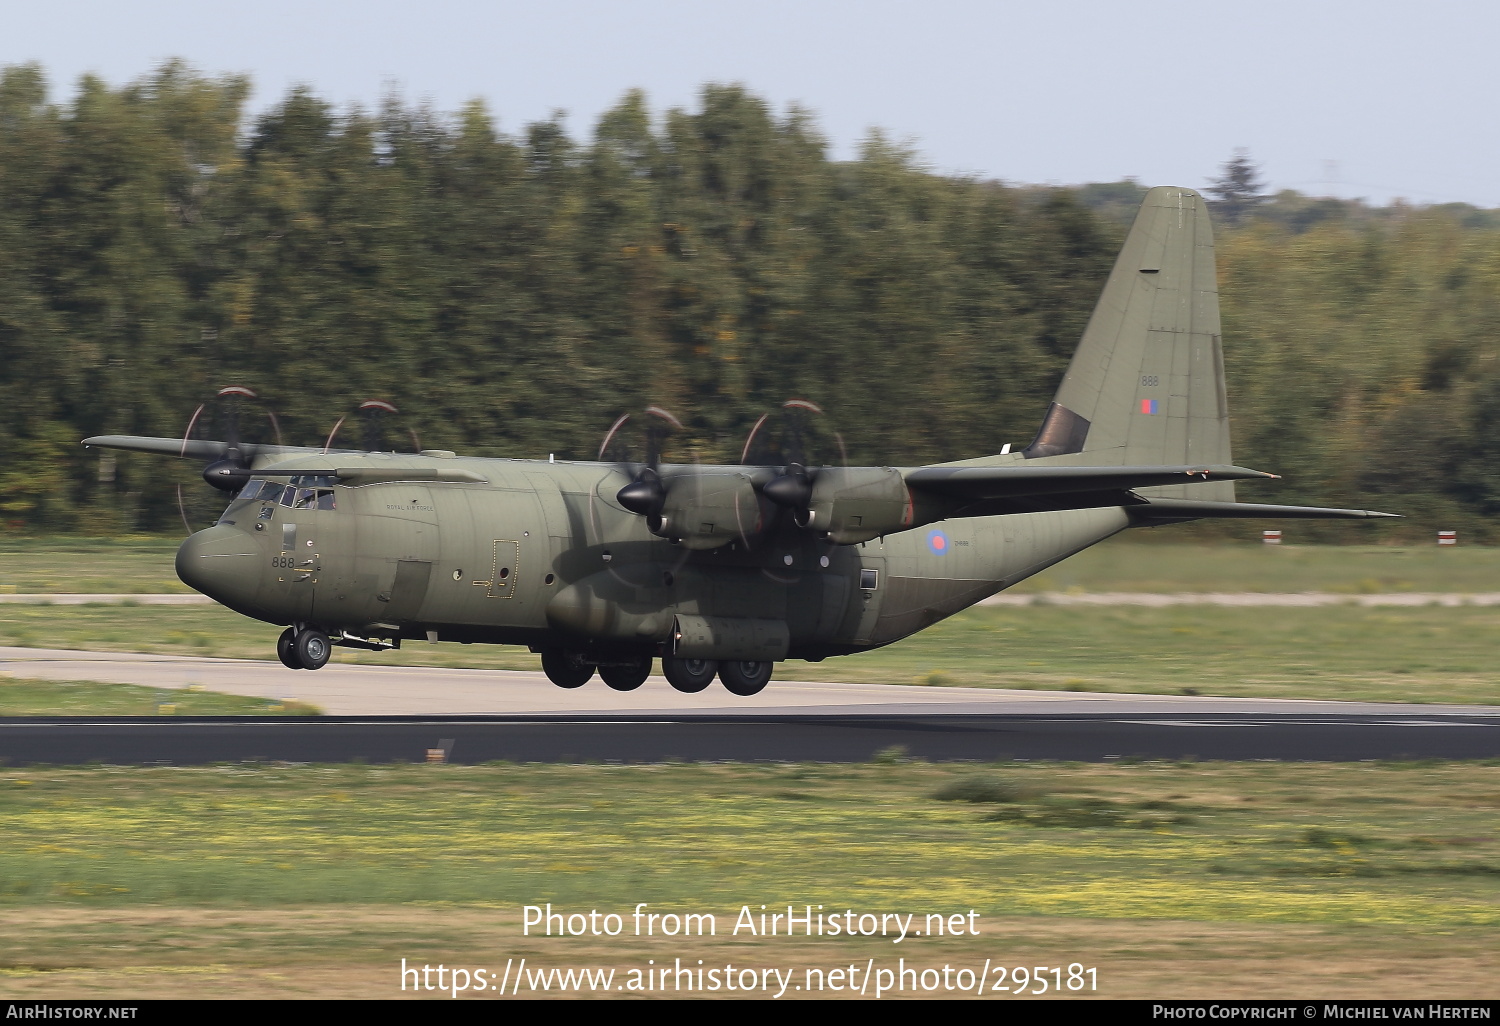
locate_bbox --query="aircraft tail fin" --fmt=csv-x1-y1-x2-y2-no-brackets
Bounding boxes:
1021,186,1234,501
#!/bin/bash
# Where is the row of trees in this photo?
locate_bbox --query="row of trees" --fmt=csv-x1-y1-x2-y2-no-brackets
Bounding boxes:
2,63,1498,539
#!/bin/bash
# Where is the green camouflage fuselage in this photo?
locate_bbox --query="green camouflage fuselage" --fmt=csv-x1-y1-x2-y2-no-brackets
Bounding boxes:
179,453,1126,660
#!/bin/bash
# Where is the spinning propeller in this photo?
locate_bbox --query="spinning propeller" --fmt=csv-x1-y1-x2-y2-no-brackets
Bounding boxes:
322,399,419,454
599,399,848,551
175,386,283,533
606,406,683,526
187,386,281,492
741,399,846,530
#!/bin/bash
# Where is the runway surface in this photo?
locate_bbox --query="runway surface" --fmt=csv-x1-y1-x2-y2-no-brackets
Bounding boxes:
5,711,1500,765
3,646,1498,764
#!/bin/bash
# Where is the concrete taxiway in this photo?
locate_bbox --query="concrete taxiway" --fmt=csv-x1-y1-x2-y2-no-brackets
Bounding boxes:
2,645,1496,719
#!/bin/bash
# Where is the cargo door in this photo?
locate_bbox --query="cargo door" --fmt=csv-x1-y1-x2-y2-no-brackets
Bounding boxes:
267,479,330,621
308,482,358,624
850,544,886,645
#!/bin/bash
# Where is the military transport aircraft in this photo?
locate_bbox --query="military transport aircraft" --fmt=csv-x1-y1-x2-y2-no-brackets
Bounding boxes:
83,187,1395,696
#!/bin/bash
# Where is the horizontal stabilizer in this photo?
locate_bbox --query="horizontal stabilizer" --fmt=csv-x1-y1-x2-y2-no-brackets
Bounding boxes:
906,464,1275,501
1127,498,1400,524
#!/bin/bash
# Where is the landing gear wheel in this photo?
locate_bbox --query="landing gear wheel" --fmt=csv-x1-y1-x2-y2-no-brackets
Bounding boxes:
662,657,718,694
293,628,331,670
541,649,594,689
719,660,773,696
600,657,652,692
276,627,301,669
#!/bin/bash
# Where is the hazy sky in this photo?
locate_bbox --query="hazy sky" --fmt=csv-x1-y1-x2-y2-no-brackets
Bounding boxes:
7,0,1499,206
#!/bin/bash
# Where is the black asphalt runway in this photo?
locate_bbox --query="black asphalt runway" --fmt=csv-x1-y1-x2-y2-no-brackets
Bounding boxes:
3,710,1499,765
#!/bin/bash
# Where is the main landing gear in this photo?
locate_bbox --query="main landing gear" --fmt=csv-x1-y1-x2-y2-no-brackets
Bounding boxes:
539,649,594,689
599,655,652,692
277,626,331,670
540,651,774,696
718,660,773,696
661,656,716,694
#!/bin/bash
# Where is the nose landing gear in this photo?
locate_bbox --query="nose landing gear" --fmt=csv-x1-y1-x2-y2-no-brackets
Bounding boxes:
277,626,332,670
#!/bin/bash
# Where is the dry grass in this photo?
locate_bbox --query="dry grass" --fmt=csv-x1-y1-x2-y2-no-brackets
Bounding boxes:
0,907,1494,999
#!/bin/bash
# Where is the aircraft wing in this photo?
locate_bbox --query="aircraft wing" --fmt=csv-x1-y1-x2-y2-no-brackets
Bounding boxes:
84,435,487,485
904,463,1276,499
83,435,343,461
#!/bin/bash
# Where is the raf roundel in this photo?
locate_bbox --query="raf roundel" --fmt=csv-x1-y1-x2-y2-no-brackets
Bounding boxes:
927,529,949,556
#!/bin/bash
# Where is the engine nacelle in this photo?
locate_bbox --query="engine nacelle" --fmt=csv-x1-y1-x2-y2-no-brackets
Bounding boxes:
801,466,912,544
649,472,764,550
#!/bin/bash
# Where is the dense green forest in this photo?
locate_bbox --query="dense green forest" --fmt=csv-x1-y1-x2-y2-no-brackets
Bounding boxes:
2,62,1498,540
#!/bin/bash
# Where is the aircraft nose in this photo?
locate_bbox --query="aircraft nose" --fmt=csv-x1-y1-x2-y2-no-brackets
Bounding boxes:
176,524,261,608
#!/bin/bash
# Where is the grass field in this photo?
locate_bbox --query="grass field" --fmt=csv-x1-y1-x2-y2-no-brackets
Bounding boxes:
1011,541,1500,594
2,537,1499,595
0,759,1496,999
0,537,189,594
0,678,321,716
3,600,1499,706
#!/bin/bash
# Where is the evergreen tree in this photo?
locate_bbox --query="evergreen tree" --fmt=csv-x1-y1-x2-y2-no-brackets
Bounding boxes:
1206,148,1266,225
12,63,1500,541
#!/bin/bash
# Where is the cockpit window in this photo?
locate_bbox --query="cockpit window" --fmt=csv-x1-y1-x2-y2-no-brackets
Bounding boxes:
238,476,337,509
238,480,270,501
